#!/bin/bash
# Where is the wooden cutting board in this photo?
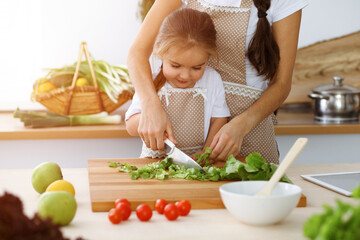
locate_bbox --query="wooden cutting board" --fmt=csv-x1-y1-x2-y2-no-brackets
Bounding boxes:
88,158,307,212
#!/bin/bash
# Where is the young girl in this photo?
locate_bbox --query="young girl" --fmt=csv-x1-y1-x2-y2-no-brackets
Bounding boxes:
125,8,230,158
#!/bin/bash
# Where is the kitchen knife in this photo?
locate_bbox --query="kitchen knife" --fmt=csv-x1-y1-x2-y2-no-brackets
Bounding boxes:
164,139,206,174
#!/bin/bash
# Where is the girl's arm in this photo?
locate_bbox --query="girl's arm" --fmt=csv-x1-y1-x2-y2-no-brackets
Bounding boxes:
210,10,302,161
191,117,227,161
204,117,228,150
127,0,182,150
125,114,141,136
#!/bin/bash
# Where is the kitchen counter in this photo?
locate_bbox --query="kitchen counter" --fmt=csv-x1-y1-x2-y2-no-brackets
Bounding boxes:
1,163,358,240
1,107,360,140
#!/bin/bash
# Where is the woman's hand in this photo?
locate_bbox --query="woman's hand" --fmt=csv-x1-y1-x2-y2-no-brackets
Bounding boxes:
209,120,246,162
138,101,177,151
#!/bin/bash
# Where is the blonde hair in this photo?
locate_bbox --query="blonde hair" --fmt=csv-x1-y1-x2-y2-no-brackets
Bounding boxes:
153,8,217,91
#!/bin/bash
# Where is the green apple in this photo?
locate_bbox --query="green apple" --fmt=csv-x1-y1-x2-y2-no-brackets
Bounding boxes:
32,162,63,194
37,191,77,225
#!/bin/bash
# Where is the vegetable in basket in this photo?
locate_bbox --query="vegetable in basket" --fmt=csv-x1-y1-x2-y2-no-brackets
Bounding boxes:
13,108,121,128
33,60,134,104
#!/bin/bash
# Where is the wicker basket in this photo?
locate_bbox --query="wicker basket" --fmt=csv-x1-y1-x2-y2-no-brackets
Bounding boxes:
32,42,134,115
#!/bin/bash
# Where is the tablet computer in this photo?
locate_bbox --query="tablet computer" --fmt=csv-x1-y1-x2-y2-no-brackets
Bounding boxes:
301,171,360,197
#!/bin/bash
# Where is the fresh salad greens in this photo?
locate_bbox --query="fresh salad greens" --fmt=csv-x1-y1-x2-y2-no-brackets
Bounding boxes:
108,162,138,173
195,147,212,167
303,184,360,240
109,152,292,183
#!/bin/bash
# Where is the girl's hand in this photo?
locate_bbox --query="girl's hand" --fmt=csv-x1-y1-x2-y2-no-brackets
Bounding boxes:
138,102,177,150
209,121,245,162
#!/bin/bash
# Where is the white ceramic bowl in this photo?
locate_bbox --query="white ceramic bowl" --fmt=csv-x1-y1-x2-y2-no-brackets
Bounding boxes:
219,181,302,226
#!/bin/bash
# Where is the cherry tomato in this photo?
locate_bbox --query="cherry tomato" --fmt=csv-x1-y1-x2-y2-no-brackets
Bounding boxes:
136,204,152,221
164,203,179,221
108,208,122,224
175,200,191,216
115,198,130,208
115,202,132,220
155,199,168,214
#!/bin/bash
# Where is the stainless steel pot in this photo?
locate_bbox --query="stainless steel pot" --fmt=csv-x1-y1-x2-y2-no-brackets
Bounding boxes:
308,76,360,123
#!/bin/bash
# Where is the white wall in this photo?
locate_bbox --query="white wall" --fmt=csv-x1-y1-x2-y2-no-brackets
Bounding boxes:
0,0,142,109
299,0,360,48
1,0,360,110
40,0,142,68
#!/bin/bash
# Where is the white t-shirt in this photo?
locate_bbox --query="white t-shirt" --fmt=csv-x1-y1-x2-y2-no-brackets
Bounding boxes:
182,0,309,90
125,66,230,142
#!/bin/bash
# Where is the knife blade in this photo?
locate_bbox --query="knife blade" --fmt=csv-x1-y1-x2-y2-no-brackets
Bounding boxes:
164,139,206,174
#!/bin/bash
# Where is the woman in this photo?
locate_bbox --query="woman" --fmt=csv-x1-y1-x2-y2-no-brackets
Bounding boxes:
127,0,308,164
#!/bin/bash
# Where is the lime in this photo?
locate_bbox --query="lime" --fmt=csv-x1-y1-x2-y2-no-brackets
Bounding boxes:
32,162,63,194
38,191,77,226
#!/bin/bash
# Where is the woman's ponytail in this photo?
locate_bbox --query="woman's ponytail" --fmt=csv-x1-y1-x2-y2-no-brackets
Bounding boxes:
247,0,280,81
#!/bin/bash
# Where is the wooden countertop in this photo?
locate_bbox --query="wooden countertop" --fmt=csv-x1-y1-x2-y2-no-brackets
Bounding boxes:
1,163,358,240
1,107,360,140
275,108,360,135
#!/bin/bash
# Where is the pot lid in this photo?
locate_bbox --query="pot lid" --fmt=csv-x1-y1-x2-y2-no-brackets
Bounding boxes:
313,76,360,94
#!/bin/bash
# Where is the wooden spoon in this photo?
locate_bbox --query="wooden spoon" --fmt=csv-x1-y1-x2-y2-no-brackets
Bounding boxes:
256,138,308,196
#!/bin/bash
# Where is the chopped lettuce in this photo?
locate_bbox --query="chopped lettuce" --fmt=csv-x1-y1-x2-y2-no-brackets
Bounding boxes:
111,152,292,183
195,147,212,167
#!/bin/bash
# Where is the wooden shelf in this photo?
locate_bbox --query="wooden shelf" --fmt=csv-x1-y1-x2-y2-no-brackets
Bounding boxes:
1,108,359,140
275,108,360,135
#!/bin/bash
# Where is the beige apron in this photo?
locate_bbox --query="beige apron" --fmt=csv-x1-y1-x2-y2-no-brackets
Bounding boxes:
140,87,206,158
187,0,279,164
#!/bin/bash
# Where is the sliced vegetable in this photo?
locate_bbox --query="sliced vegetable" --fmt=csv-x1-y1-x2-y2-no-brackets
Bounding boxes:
195,147,212,167
114,152,292,183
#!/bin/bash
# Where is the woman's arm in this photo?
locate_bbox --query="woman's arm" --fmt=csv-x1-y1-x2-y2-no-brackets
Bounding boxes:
127,0,182,150
210,10,302,161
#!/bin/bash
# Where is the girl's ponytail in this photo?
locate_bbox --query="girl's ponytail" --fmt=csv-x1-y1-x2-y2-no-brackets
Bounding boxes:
247,0,280,81
153,67,166,92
